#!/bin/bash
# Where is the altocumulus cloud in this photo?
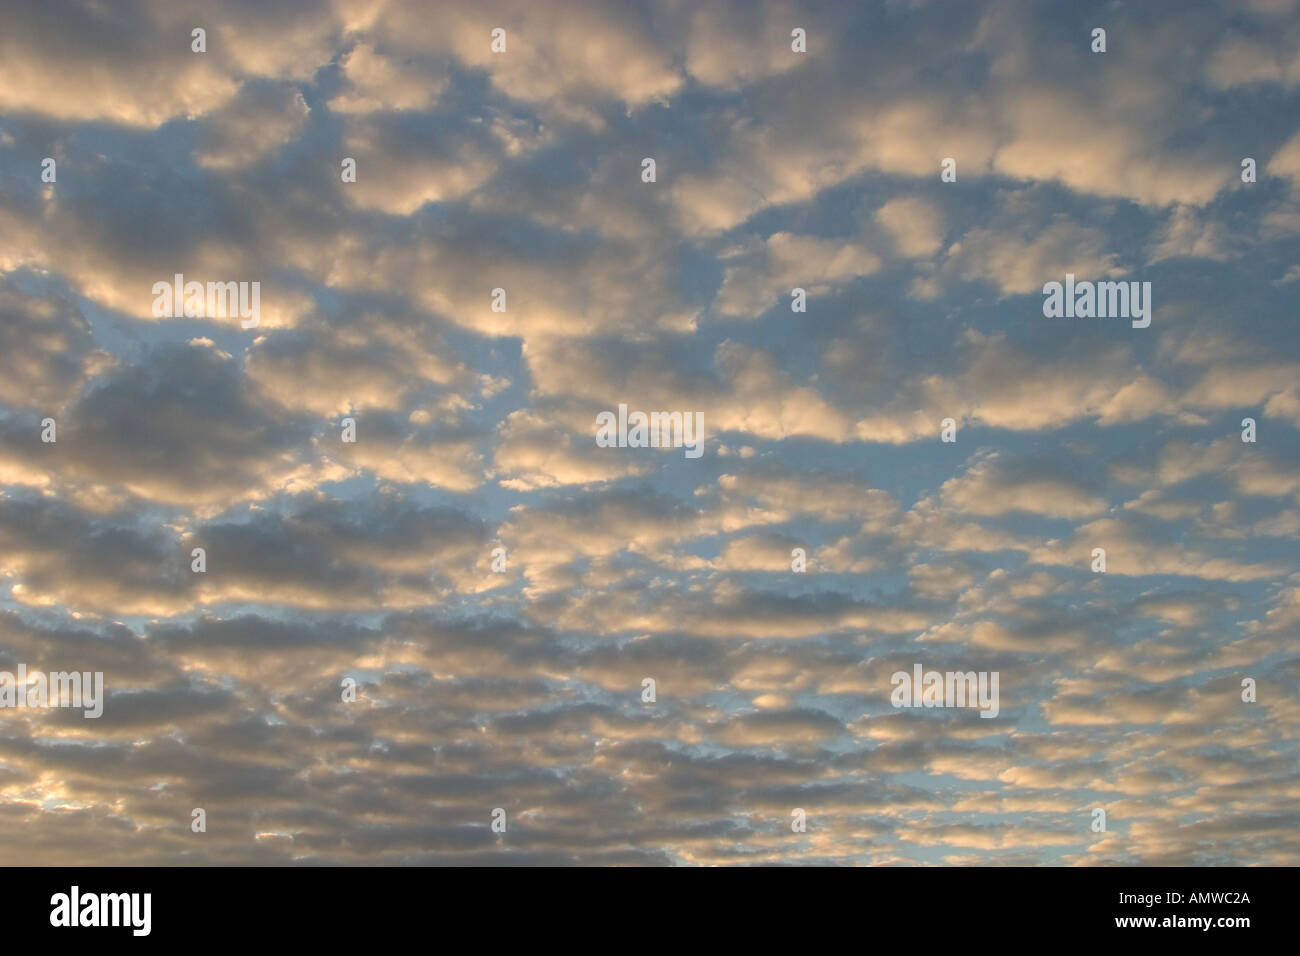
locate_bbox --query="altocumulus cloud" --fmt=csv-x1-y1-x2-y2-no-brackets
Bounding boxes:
0,0,1297,866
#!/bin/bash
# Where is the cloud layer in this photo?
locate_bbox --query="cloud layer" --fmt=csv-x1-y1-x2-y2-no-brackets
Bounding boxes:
0,0,1297,866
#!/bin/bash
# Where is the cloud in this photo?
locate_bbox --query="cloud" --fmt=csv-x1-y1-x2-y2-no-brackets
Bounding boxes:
875,197,945,259
941,452,1108,519
714,233,880,317
1,0,1297,867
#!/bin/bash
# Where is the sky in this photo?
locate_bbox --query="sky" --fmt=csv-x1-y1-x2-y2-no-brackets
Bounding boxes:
0,0,1298,866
